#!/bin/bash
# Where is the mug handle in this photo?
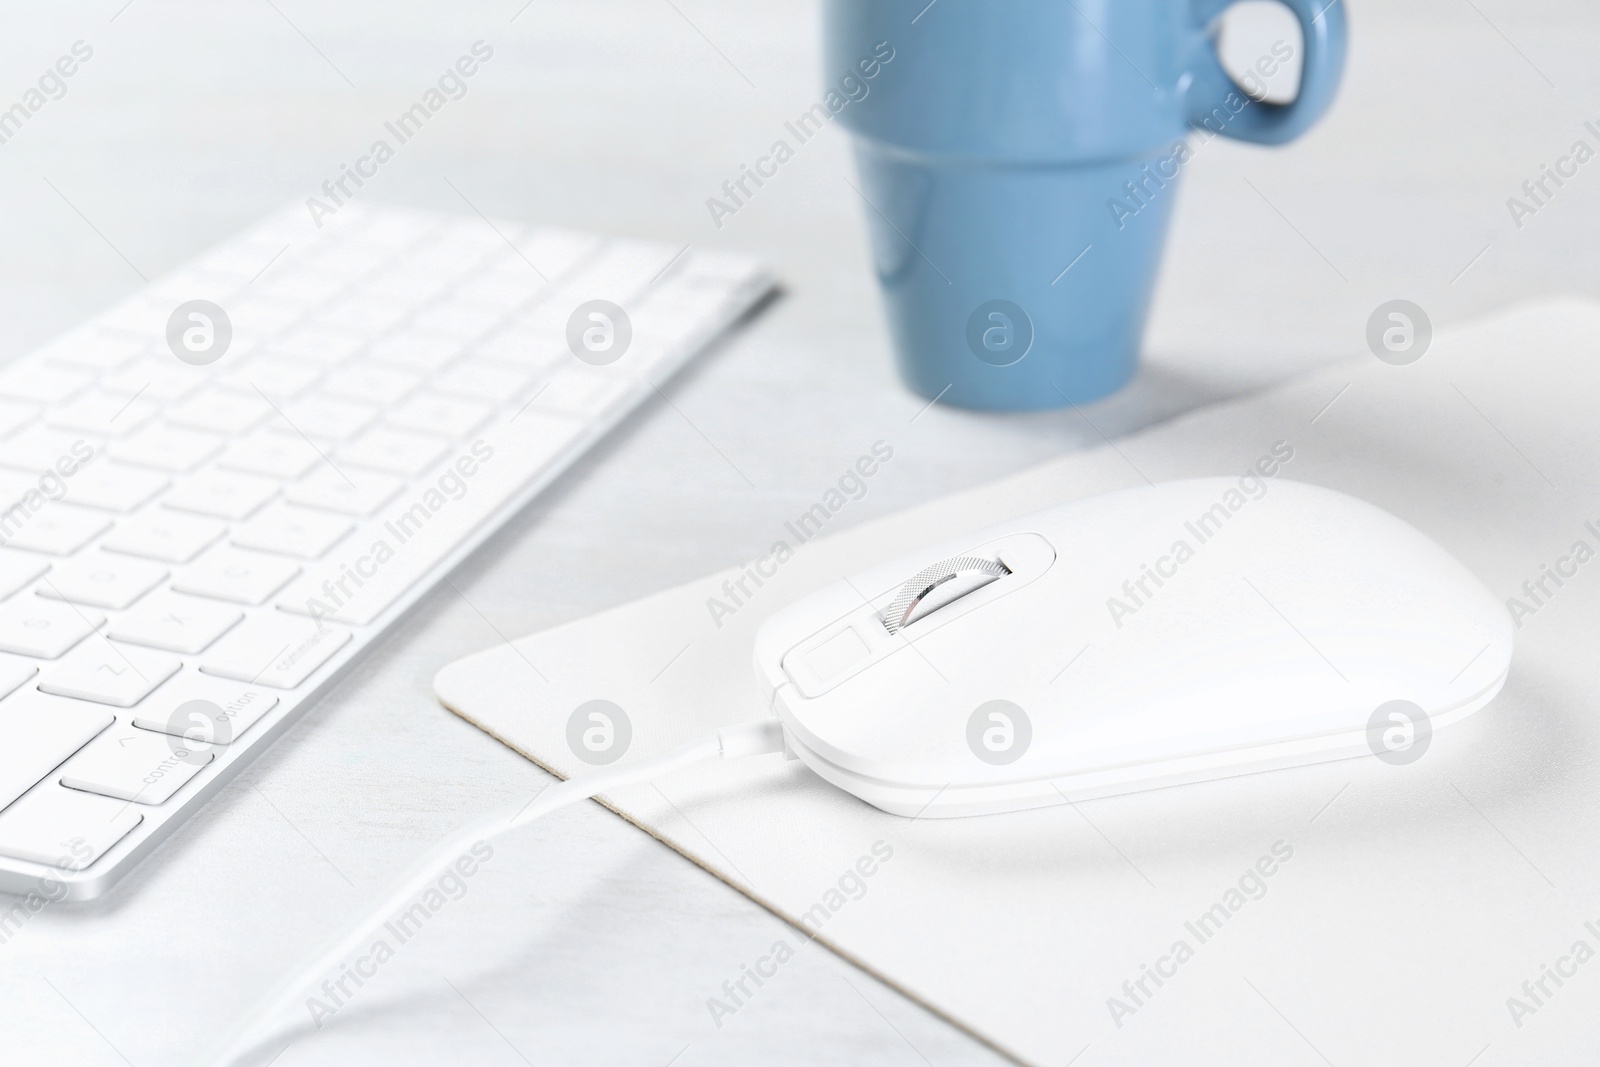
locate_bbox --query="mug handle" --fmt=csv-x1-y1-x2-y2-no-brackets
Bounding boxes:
1185,0,1348,145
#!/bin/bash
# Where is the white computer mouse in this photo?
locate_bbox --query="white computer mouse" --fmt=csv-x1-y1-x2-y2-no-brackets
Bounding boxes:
752,478,1512,817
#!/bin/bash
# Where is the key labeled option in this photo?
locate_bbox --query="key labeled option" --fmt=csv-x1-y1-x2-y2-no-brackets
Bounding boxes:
131,674,278,745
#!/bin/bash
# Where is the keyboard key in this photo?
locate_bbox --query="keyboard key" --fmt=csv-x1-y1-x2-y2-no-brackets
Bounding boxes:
412,235,500,275
218,430,325,479
167,387,272,435
437,358,537,402
387,394,491,437
36,551,167,610
278,413,585,625
45,391,158,438
106,591,241,653
131,674,277,744
0,398,39,438
279,395,376,441
472,324,566,368
367,333,462,372
455,268,545,307
322,362,422,406
0,655,37,700
2,504,112,556
171,545,300,605
201,613,350,689
0,784,139,869
101,510,225,563
0,470,37,508
269,325,367,366
338,426,450,476
357,270,452,304
0,690,113,811
111,422,226,472
164,468,279,519
0,426,101,476
227,295,306,336
562,239,682,301
59,727,210,804
63,462,170,512
285,466,403,517
0,597,104,658
534,368,635,416
232,503,352,558
222,357,322,400
317,298,412,335
0,362,94,404
0,550,49,600
255,268,347,304
38,639,181,707
102,359,207,402
412,300,506,338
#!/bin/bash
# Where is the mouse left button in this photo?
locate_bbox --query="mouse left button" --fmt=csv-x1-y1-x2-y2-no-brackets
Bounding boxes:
802,626,872,685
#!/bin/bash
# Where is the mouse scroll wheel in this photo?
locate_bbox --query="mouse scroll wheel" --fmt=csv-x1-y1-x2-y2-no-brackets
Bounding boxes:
882,556,1011,635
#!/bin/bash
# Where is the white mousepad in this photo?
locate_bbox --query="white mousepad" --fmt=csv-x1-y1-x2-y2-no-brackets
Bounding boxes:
436,299,1600,1065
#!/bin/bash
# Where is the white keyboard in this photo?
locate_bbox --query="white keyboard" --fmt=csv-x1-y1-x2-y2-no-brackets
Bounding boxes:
0,202,772,899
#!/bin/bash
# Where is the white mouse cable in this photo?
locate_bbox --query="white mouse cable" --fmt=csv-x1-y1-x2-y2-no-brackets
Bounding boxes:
208,718,788,1067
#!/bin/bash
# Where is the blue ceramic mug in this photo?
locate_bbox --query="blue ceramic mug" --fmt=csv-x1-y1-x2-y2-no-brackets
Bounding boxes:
825,0,1348,410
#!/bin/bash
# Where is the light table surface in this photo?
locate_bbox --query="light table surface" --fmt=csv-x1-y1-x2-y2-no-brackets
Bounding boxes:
1,1,1597,1063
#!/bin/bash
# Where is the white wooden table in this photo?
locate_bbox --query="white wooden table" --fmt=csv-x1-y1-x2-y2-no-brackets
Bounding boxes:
1,1,1595,1063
